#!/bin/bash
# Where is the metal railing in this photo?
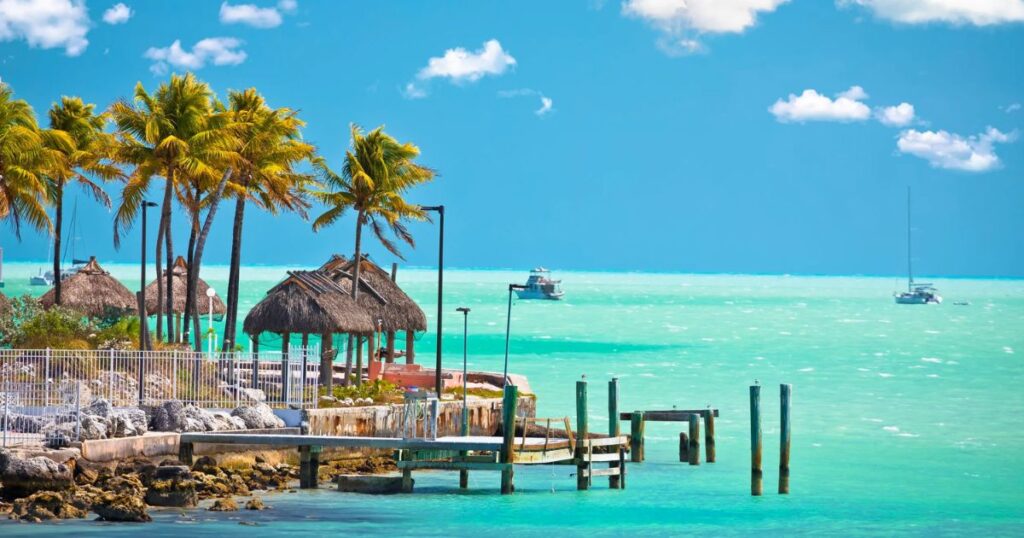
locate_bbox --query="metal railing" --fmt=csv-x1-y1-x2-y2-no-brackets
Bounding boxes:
0,346,321,410
1,380,83,448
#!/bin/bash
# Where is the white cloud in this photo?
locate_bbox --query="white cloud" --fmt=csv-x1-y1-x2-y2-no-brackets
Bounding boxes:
220,1,283,28
417,39,516,83
897,127,1016,172
0,0,89,56
1004,103,1021,113
403,82,426,99
536,96,554,116
769,86,872,123
102,2,132,24
839,0,1024,26
876,102,915,126
278,0,296,12
145,37,247,75
622,0,788,53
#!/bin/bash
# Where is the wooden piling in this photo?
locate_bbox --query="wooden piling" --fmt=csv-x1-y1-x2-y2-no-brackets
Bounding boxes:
500,384,519,494
178,441,193,466
576,380,589,490
618,445,627,489
687,413,700,465
750,384,763,496
299,445,320,488
705,409,716,463
608,378,621,488
679,432,689,462
630,412,645,463
779,383,792,494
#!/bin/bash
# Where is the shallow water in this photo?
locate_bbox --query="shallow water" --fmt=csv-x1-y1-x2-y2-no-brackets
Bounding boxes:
2,264,1023,536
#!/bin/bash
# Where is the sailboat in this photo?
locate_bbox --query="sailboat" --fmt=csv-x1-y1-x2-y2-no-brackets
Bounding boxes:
894,187,941,305
29,198,87,286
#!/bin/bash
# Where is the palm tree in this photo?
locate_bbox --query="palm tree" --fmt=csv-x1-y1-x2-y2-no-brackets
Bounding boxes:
110,73,223,342
312,125,435,300
45,97,121,304
220,88,316,351
0,83,53,238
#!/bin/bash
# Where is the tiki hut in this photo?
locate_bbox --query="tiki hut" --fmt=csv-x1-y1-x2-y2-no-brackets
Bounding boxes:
244,269,375,390
38,257,136,318
145,256,226,316
320,254,428,365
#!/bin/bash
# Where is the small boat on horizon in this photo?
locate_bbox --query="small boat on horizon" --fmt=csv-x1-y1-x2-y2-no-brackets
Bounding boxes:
894,187,941,305
516,267,565,300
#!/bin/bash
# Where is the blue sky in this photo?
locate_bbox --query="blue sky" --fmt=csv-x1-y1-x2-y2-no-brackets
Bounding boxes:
0,0,1022,277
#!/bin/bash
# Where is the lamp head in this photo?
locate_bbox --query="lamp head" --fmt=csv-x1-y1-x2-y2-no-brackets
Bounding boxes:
456,307,470,314
206,288,216,298
143,201,158,208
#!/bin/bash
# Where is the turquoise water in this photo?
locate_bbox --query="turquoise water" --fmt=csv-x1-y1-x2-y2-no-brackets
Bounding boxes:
2,263,1024,536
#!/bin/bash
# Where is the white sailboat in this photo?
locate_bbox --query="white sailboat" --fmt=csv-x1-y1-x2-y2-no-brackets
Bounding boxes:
894,187,941,305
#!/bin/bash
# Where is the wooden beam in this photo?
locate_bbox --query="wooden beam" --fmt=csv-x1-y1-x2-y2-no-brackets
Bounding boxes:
180,433,503,452
397,461,511,472
618,409,719,421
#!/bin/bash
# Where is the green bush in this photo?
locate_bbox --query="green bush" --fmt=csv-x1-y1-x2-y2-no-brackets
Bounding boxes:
12,305,91,349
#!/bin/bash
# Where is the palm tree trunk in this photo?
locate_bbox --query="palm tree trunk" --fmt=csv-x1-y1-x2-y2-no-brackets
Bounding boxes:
351,211,365,299
189,170,230,353
223,188,246,351
161,170,175,343
52,182,63,305
182,215,197,346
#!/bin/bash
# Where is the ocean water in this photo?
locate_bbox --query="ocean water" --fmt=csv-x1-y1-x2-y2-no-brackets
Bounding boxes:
2,263,1023,536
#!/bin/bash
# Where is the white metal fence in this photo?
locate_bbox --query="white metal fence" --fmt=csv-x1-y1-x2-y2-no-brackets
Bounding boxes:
1,380,84,448
0,347,321,410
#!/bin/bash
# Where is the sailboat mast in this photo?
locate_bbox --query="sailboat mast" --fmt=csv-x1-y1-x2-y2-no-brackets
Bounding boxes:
906,186,913,292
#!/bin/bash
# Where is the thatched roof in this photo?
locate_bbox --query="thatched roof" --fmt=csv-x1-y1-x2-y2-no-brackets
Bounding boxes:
243,270,375,336
38,257,136,318
144,256,225,316
322,254,428,333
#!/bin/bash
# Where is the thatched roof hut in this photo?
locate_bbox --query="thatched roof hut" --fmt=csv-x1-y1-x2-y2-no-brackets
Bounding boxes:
243,270,375,336
38,257,136,317
145,256,225,316
321,254,428,333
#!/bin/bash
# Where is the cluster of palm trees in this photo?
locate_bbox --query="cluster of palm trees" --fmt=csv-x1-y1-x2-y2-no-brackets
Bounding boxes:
0,73,435,352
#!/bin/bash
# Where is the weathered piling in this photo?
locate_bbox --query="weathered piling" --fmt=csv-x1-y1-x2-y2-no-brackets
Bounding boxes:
608,378,621,489
750,384,763,496
679,432,689,462
298,445,321,488
779,383,792,494
500,384,519,494
576,380,590,490
687,413,700,466
705,409,716,463
630,412,645,462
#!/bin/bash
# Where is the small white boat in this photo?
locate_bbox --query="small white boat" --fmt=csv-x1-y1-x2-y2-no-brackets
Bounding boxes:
894,187,941,305
29,269,54,286
516,267,565,300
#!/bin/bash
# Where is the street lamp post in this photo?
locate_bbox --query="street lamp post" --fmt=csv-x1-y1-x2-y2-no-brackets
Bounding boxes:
206,287,216,359
456,307,470,435
139,201,158,350
420,205,445,396
503,284,527,387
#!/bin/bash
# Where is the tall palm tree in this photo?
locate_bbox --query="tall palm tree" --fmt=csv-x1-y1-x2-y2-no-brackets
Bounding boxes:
0,84,53,238
110,73,223,342
220,88,316,351
45,97,121,304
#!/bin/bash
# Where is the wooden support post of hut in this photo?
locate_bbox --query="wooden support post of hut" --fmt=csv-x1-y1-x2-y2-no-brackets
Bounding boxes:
608,378,621,489
251,335,261,392
705,408,717,463
630,412,645,463
281,332,291,402
779,383,792,494
355,336,364,386
576,380,589,491
750,384,763,496
345,335,354,386
687,413,701,465
500,384,519,494
299,445,321,488
301,333,310,397
406,331,416,365
320,333,334,392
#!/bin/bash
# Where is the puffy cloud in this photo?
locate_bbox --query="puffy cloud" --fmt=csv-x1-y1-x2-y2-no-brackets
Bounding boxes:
622,0,788,53
1003,103,1021,113
876,102,915,126
417,39,516,83
278,0,296,12
498,88,555,117
145,37,246,75
102,2,132,24
0,0,89,56
219,1,283,28
897,127,1016,172
839,0,1024,26
769,86,872,123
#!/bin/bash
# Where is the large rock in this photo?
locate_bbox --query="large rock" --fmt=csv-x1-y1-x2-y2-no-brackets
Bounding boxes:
150,400,186,432
144,465,198,508
109,408,148,437
211,411,246,431
8,490,87,521
86,398,113,419
231,403,284,429
336,474,407,494
93,491,151,522
209,497,238,511
183,405,219,432
0,450,74,499
78,414,108,440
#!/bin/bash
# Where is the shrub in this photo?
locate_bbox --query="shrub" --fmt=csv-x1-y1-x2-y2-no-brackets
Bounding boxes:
12,305,91,349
